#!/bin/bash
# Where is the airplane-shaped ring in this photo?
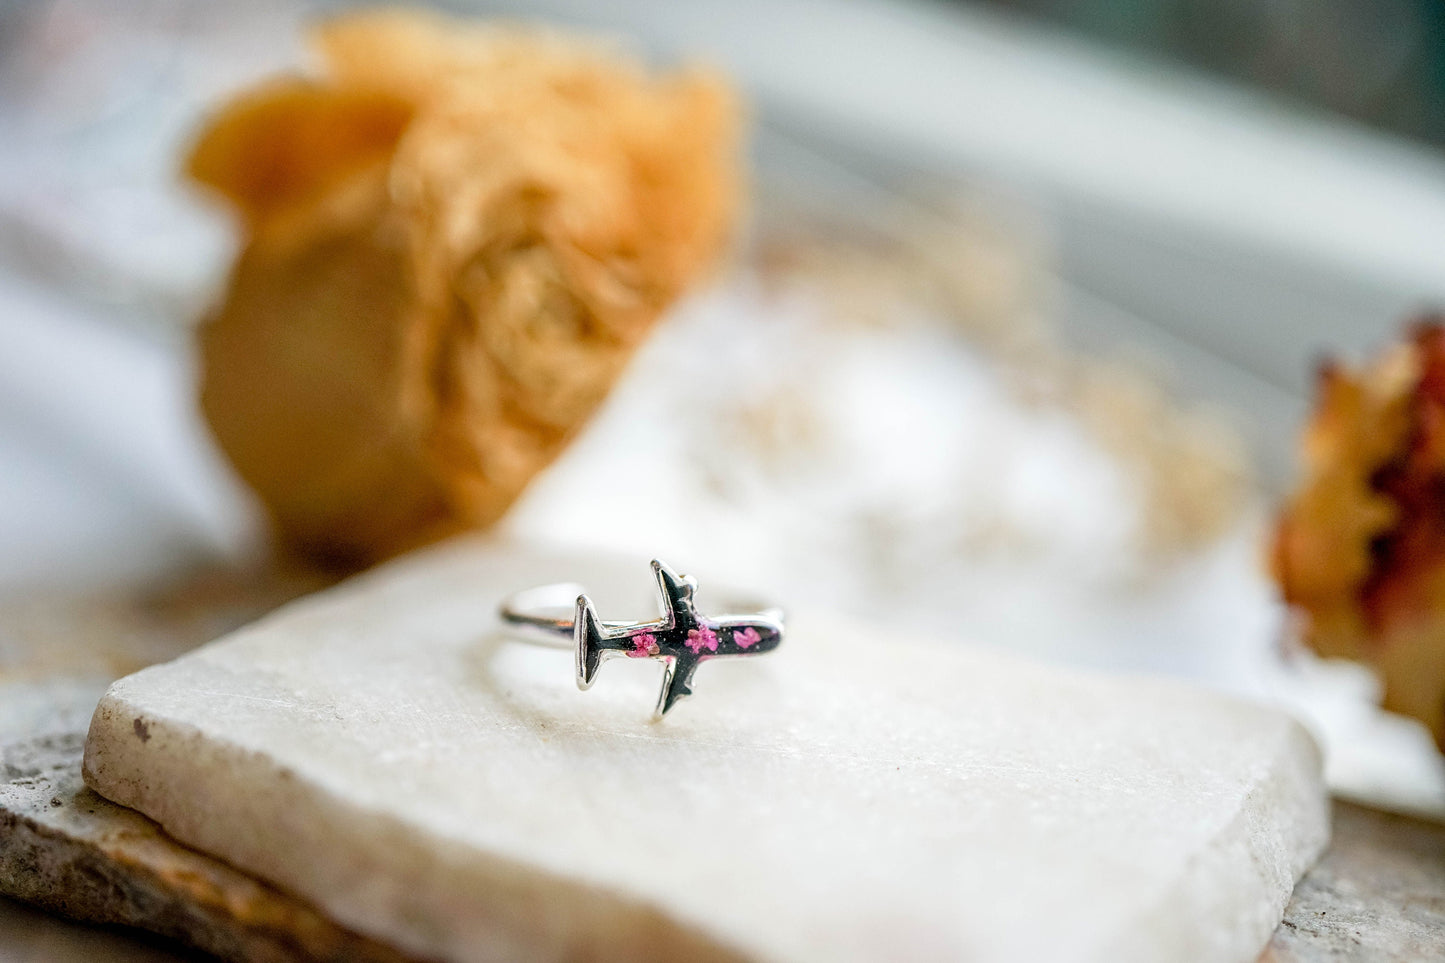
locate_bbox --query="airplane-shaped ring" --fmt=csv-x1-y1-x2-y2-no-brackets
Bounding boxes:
498,560,784,719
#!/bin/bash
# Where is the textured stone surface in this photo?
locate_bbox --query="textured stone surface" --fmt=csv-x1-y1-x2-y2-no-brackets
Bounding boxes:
0,894,199,963
1264,801,1445,961
84,538,1329,963
0,679,198,963
0,678,413,963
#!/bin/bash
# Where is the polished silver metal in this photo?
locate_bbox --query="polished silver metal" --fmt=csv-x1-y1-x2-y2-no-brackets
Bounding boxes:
498,560,784,719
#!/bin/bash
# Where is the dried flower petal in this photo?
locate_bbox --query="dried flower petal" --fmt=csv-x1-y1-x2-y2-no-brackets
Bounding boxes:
1271,320,1445,748
192,10,740,567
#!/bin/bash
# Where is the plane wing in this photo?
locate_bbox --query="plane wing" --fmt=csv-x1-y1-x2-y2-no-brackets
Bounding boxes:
656,654,699,719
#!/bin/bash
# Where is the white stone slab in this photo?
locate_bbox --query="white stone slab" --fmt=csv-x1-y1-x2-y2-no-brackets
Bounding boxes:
0,678,410,963
83,538,1328,963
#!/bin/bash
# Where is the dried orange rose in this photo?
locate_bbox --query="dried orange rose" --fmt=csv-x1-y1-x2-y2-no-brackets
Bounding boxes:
1271,320,1445,748
191,9,740,567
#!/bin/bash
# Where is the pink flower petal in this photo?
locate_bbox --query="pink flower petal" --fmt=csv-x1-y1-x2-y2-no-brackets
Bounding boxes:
686,626,718,653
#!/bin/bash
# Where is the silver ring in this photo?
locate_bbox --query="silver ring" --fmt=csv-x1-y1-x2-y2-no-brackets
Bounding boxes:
498,559,785,719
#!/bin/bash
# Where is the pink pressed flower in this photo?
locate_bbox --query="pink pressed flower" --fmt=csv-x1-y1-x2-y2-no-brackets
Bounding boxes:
685,626,719,653
628,633,659,658
733,626,761,649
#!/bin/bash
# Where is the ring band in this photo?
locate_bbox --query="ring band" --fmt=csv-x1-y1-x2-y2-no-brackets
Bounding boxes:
498,560,785,719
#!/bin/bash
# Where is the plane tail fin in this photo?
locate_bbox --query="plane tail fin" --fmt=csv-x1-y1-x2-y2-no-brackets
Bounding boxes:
575,595,605,689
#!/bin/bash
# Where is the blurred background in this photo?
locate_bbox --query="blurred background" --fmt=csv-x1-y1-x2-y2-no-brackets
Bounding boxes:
985,0,1445,148
4,0,1445,823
